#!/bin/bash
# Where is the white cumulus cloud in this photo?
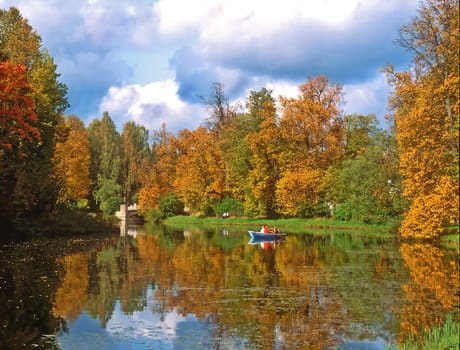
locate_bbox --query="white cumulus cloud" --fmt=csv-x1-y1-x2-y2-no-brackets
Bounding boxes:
99,80,206,133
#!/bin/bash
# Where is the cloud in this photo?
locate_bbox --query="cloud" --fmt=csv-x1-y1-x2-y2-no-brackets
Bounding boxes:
159,0,417,104
342,74,392,126
1,0,419,132
2,0,159,120
99,80,206,133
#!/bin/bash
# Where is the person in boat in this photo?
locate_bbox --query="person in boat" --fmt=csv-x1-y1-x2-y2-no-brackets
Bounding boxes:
271,226,279,234
259,224,270,233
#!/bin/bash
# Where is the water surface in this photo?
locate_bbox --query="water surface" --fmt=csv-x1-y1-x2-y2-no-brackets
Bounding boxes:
0,224,458,349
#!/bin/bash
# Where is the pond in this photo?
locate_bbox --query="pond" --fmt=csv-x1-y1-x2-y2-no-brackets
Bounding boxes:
0,223,458,349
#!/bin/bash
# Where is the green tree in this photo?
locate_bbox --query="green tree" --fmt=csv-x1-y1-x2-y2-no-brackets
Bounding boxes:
121,121,150,205
325,131,402,224
218,88,274,205
88,112,122,217
343,114,379,158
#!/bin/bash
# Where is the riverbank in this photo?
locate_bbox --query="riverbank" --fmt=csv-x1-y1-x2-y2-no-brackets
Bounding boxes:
163,215,396,235
1,209,118,241
163,216,459,245
389,314,459,350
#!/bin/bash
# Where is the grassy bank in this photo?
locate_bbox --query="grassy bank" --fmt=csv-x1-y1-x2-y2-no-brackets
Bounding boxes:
389,314,459,350
163,215,394,235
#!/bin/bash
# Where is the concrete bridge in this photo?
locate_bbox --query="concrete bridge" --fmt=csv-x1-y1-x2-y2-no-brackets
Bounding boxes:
115,204,142,221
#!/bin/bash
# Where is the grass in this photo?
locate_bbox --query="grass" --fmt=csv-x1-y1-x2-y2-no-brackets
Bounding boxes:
163,215,394,235
388,314,459,350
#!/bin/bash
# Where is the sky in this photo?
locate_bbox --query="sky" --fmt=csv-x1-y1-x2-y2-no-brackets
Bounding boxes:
0,0,419,134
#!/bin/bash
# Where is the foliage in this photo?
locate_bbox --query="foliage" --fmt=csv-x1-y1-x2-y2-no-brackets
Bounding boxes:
0,62,39,151
210,196,244,217
399,177,459,239
138,124,177,213
52,115,91,205
94,178,122,219
0,7,68,227
279,75,344,170
245,90,280,218
388,314,459,350
158,193,184,218
173,127,225,213
387,0,459,238
87,112,122,213
121,121,150,205
275,167,324,217
325,131,403,224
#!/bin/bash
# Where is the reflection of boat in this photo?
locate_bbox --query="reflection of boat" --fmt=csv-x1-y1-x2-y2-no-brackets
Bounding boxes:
248,231,286,241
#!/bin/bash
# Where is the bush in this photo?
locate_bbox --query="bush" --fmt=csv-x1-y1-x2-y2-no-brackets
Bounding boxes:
333,203,353,221
158,193,184,218
211,197,244,218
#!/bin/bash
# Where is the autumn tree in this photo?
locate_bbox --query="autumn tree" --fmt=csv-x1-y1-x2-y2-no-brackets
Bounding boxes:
0,62,39,151
0,62,39,221
245,91,281,218
387,0,459,238
138,124,178,215
173,127,225,214
0,7,40,65
0,7,68,225
276,76,344,217
53,115,91,206
217,88,275,215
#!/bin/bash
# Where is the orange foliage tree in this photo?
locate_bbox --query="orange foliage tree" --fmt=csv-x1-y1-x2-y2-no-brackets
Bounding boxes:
245,95,281,217
277,76,344,216
173,127,225,213
387,0,459,238
52,115,91,205
138,124,178,213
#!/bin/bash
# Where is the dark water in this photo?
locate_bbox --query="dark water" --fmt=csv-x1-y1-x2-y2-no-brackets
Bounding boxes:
0,224,458,349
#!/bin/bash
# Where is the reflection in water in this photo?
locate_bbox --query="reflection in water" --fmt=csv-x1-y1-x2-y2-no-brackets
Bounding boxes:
399,243,459,342
0,226,458,349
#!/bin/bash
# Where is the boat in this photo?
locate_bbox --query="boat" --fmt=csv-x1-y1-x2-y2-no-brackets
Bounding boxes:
248,231,286,241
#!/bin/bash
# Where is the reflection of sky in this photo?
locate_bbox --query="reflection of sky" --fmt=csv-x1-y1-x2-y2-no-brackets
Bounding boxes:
56,285,211,349
56,285,391,349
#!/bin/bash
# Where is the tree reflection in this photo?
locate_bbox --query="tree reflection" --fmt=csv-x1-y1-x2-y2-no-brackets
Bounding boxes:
399,243,459,342
0,241,63,349
5,228,457,349
53,253,89,320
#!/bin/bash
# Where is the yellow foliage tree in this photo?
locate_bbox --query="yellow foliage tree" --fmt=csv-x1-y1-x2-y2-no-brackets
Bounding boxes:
387,0,459,238
276,76,344,217
279,75,344,170
245,96,280,217
173,127,225,213
53,115,91,205
275,168,324,217
138,124,176,213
